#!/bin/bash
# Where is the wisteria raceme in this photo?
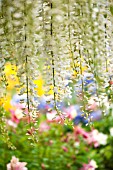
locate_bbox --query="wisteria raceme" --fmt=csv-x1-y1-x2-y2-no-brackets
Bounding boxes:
0,0,113,132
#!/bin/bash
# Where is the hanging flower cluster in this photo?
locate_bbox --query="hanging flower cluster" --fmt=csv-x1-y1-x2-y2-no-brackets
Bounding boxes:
0,0,113,140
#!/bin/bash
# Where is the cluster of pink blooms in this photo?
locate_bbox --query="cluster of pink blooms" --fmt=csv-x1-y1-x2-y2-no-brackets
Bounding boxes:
7,103,30,128
80,160,98,170
7,156,28,170
74,126,108,147
46,106,77,123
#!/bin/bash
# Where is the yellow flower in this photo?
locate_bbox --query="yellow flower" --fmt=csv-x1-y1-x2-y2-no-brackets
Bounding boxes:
0,95,12,111
4,62,19,91
0,62,19,111
4,62,17,76
1,62,46,111
33,76,45,96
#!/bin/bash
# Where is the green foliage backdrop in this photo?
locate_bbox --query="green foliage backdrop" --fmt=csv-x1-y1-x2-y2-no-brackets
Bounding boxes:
0,0,113,145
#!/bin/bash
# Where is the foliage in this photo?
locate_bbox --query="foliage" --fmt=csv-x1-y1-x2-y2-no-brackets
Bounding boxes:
0,111,113,169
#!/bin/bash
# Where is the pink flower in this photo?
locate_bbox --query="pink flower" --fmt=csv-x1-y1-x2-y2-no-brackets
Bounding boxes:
7,119,17,128
74,126,89,139
63,106,77,120
46,110,60,122
86,129,108,147
74,127,107,147
80,160,98,170
7,156,28,170
41,163,46,169
62,146,68,152
80,163,94,170
39,122,50,132
49,140,53,145
10,109,20,124
46,110,65,124
10,104,28,124
86,130,99,147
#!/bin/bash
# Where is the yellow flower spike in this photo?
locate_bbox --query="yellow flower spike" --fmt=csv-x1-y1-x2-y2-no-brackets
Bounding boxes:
7,78,19,91
0,62,19,111
4,62,17,76
0,95,12,111
33,76,45,96
3,62,19,91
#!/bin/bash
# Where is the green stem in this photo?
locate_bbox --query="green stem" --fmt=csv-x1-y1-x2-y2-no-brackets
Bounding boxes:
50,2,57,110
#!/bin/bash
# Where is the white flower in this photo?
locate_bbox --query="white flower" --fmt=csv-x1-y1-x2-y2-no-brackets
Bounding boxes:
90,160,98,169
46,111,57,121
7,120,17,128
15,109,24,119
70,108,77,119
96,133,108,145
74,142,80,148
91,129,108,145
109,127,113,136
